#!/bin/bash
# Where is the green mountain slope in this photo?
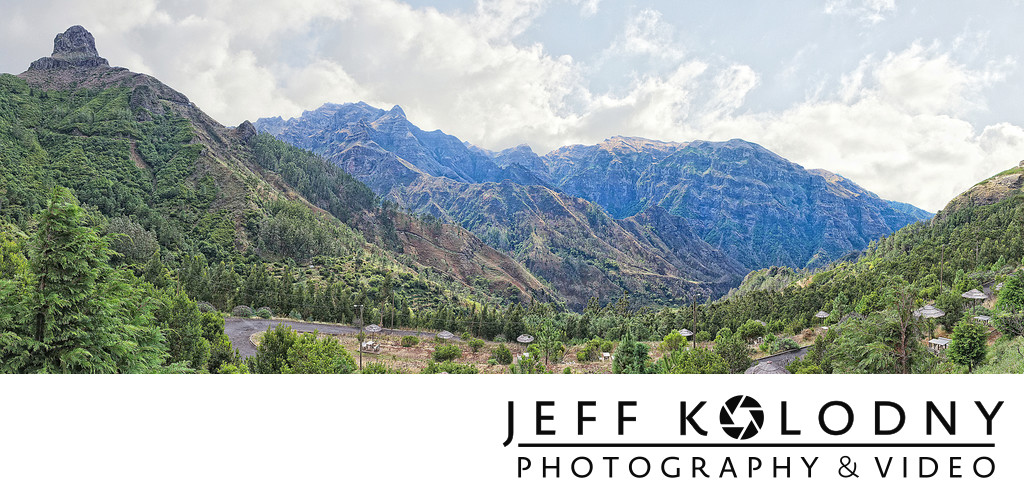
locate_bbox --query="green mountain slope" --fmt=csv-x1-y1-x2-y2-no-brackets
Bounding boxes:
1,26,552,316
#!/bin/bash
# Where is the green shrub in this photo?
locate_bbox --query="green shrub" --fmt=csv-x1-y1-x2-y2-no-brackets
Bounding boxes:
231,305,254,318
400,335,420,347
197,301,216,313
993,311,1024,337
491,343,513,365
793,364,824,374
577,337,613,362
421,360,478,374
775,338,800,352
255,307,272,319
468,338,485,352
433,344,462,362
563,367,571,374
288,309,303,321
660,331,684,353
361,362,390,374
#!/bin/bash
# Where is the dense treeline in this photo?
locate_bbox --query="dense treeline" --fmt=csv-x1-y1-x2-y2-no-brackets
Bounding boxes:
0,188,242,373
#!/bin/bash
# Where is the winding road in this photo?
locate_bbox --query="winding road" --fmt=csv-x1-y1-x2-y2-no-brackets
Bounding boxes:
224,318,437,358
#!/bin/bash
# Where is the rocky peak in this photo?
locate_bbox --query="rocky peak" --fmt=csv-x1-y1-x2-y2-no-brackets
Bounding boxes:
235,120,257,143
28,25,110,71
385,105,407,119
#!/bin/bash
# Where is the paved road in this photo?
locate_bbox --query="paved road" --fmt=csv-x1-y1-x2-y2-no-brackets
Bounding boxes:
751,346,810,370
223,318,437,358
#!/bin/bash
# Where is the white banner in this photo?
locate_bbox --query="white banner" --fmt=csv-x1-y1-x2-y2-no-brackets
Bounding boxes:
0,374,1018,498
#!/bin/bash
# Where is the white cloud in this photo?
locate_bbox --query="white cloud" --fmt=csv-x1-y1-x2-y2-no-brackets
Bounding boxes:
570,0,600,17
704,44,1024,211
2,1,1021,212
824,0,896,25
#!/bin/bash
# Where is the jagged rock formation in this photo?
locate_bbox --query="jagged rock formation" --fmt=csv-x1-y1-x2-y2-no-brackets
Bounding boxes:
28,25,110,70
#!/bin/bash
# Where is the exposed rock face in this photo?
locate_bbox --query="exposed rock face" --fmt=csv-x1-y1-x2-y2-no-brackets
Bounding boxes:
28,25,109,70
235,120,257,143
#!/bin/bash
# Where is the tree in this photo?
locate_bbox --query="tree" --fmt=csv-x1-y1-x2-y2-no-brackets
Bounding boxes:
247,323,297,374
613,332,653,374
0,188,167,373
283,333,356,374
997,272,1024,311
659,331,685,353
736,319,768,342
947,319,988,373
714,327,752,373
527,315,565,365
154,287,211,370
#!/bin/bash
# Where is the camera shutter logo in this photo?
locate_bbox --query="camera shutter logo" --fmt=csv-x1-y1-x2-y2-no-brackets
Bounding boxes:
719,395,764,440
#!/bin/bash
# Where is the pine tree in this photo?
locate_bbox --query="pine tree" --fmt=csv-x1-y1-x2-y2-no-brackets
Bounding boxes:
947,319,988,373
1,188,167,373
154,286,211,370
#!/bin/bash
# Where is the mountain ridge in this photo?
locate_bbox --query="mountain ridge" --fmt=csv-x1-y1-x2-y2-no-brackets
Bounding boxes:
256,102,933,277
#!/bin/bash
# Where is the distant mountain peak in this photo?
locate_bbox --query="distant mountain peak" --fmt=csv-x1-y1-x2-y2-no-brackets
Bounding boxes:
601,135,684,151
28,25,110,71
386,105,406,119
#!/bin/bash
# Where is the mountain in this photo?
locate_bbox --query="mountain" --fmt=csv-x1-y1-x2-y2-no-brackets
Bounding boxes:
692,158,1024,373
255,102,931,303
257,104,746,307
2,26,551,309
537,137,933,269
255,103,548,187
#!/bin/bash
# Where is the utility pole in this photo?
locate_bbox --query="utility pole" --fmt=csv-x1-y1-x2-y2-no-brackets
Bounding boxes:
354,304,364,370
691,292,701,349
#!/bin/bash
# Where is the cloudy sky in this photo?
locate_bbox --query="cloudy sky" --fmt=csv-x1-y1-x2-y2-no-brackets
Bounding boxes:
2,0,1023,211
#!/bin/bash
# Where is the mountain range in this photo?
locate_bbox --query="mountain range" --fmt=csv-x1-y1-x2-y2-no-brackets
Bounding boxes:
256,102,932,306
1,25,933,313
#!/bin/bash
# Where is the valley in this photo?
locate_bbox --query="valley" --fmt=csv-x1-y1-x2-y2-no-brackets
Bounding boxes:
0,26,1021,375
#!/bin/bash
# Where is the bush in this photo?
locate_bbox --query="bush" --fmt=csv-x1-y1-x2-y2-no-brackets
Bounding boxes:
256,307,272,319
737,319,768,341
493,335,506,343
433,344,462,362
577,337,614,362
400,335,420,347
197,301,216,313
421,360,478,374
468,338,485,353
793,364,824,374
491,343,513,365
660,331,684,353
563,367,572,374
231,305,254,318
775,338,800,352
361,362,391,374
993,311,1024,337
288,309,303,321
460,332,471,341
